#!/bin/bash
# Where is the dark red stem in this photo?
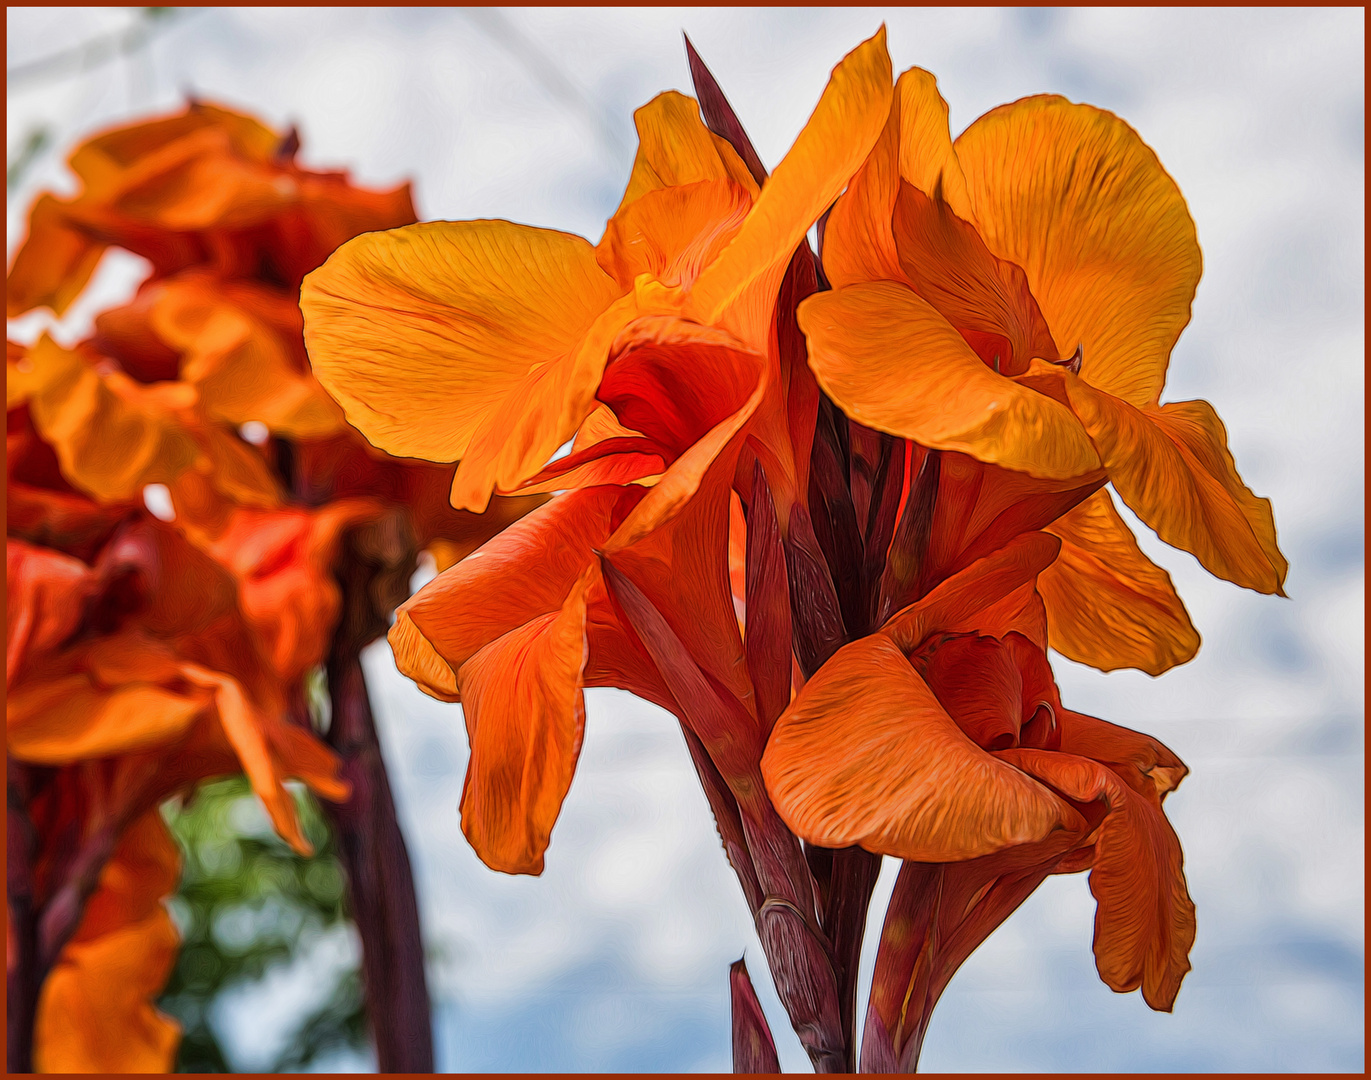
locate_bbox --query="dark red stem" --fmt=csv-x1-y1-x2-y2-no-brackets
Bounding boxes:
324,553,435,1072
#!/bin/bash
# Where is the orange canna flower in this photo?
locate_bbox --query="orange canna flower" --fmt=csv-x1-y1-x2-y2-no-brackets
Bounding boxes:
301,29,896,521
800,67,1286,673
298,30,904,877
761,531,1195,1066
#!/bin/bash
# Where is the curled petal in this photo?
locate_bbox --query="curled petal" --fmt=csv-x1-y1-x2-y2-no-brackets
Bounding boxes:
457,568,592,874
390,486,633,701
597,179,752,290
763,634,1081,861
1065,380,1287,594
955,96,1201,408
5,195,107,317
883,531,1062,654
1056,708,1188,802
800,282,1100,479
1040,489,1200,674
1002,748,1196,1010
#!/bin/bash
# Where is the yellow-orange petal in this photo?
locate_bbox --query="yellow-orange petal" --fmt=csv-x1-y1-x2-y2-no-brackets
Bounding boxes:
5,195,108,317
1002,748,1196,1010
1039,488,1200,675
613,91,761,217
821,78,902,289
1065,380,1287,594
800,282,1101,479
955,96,1201,408
894,67,975,221
301,219,623,482
6,668,205,764
390,486,629,701
763,633,1080,861
597,179,752,291
33,810,182,1073
151,277,344,438
24,336,201,502
457,567,592,875
690,28,894,351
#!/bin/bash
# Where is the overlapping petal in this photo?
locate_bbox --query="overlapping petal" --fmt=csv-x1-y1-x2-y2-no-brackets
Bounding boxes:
1065,379,1287,594
302,220,628,510
457,567,593,874
1039,489,1200,674
954,95,1202,409
762,633,1079,859
800,282,1101,479
1003,747,1196,1010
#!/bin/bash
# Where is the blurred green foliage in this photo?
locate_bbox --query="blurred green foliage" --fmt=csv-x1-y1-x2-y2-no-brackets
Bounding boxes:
157,777,370,1072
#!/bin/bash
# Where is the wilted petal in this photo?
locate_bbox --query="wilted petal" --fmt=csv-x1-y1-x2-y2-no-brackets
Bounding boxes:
1040,489,1200,674
763,633,1080,860
1066,380,1287,594
457,568,592,875
800,282,1100,479
955,96,1201,409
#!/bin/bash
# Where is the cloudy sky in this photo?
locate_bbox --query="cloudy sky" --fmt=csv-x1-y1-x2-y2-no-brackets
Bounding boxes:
7,7,1364,1073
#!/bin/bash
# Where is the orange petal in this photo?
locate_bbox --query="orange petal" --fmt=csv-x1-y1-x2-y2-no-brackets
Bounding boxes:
883,530,1062,654
6,664,205,764
955,96,1201,408
894,68,975,221
457,568,592,874
597,179,752,291
1055,708,1188,801
892,182,1061,376
151,276,344,438
6,540,97,689
5,194,108,317
176,660,313,854
24,335,200,501
763,633,1080,860
690,28,894,350
1065,379,1287,594
613,91,760,216
1040,488,1200,674
301,219,624,500
820,79,901,289
1002,748,1196,1010
390,486,632,701
800,282,1100,479
33,810,182,1073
